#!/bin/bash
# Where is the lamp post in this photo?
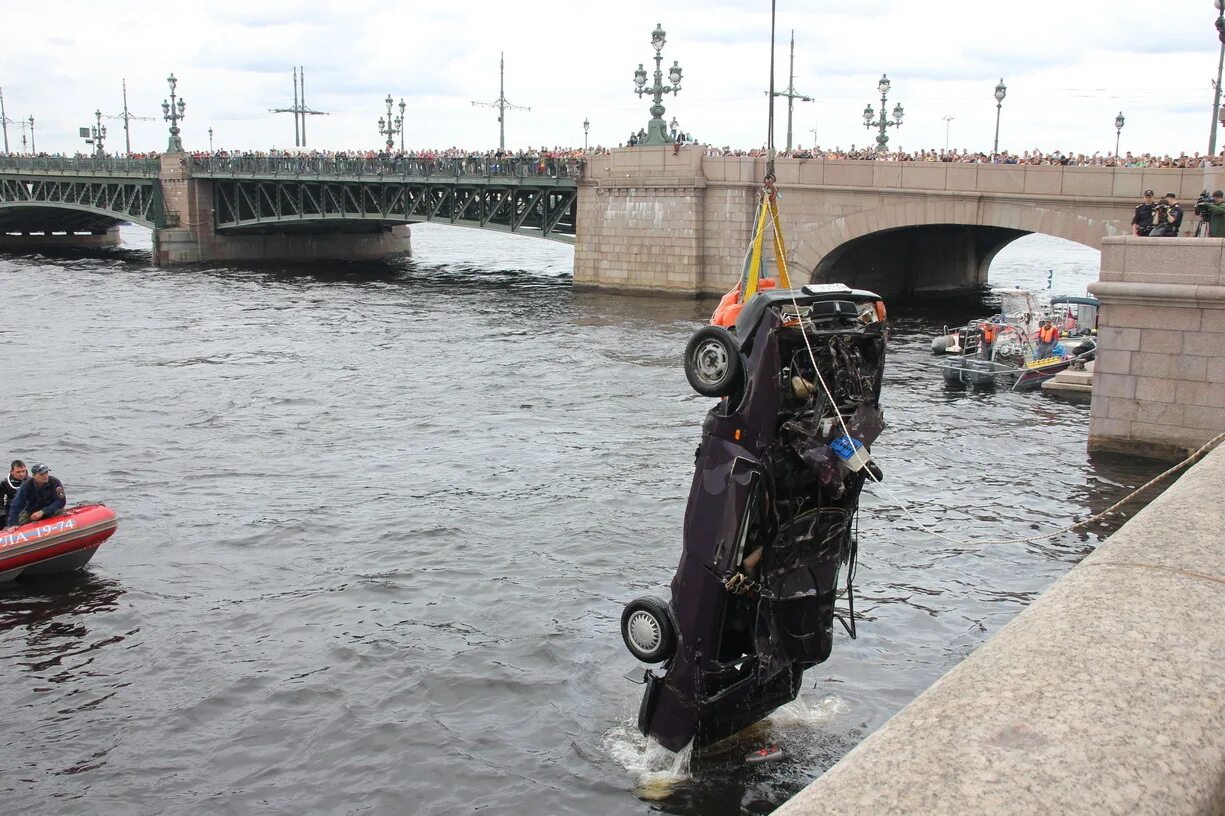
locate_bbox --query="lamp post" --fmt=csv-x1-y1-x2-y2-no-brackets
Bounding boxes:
583,117,590,151
91,109,108,156
1115,112,1125,160
161,73,186,153
992,78,1006,155
28,115,35,154
862,74,903,153
377,94,401,152
398,98,406,152
942,114,955,149
208,126,214,152
632,23,683,146
1211,0,1225,154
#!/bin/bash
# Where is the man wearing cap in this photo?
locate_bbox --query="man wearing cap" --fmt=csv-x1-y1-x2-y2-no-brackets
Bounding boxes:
1203,190,1225,238
1161,193,1183,237
1132,190,1156,236
5,464,66,528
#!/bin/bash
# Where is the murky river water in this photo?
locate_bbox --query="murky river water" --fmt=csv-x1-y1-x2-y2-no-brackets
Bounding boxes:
0,227,1164,815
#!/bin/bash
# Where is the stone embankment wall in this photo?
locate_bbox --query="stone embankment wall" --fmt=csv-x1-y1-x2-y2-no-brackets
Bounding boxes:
774,443,1225,816
1089,236,1225,460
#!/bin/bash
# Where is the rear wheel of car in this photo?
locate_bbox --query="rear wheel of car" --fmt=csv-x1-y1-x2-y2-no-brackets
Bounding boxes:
684,326,743,398
621,596,676,664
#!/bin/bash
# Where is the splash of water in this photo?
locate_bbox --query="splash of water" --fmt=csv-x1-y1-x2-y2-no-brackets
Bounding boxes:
603,724,694,800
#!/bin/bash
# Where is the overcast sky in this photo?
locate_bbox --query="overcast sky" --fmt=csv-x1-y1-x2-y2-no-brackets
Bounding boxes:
1,0,1220,157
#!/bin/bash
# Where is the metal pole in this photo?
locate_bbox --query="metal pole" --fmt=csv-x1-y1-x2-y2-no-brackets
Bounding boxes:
29,116,35,154
399,99,406,152
993,102,1001,154
0,87,8,153
122,79,132,156
942,114,953,149
878,89,887,150
1212,7,1225,155
293,67,301,147
499,52,506,151
785,30,795,151
1116,128,1121,159
300,67,308,147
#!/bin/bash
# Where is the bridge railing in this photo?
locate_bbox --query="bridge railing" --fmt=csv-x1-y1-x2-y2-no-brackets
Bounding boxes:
187,155,584,181
0,155,161,176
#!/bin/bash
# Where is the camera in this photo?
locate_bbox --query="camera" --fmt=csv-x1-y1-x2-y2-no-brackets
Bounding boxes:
1194,191,1212,219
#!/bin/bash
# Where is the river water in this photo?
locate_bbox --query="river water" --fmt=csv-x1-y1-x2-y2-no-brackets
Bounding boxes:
0,227,1165,815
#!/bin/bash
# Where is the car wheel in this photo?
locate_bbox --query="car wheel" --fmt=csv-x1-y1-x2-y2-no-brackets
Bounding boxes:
621,596,677,664
684,326,743,398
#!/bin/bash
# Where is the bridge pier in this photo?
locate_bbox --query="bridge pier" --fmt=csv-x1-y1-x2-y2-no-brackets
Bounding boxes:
0,225,121,250
152,154,412,266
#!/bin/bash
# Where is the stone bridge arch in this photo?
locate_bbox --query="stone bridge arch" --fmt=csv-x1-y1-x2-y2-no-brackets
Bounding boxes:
789,200,1123,296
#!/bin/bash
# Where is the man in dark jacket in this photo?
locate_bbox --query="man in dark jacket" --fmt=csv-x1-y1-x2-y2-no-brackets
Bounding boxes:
5,464,66,528
1,460,27,523
1132,189,1156,236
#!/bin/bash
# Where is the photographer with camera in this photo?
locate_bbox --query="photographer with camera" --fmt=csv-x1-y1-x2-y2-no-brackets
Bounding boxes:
1199,190,1225,237
1132,189,1156,236
1193,191,1216,237
1150,193,1182,237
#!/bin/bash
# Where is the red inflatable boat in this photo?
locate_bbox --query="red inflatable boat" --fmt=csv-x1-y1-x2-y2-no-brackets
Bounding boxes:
0,504,118,583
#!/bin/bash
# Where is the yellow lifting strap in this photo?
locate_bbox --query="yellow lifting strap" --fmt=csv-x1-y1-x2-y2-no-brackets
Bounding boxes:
741,183,791,302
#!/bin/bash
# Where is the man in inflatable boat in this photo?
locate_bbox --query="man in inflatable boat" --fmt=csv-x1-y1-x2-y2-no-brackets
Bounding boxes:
4,463,66,529
1,460,27,524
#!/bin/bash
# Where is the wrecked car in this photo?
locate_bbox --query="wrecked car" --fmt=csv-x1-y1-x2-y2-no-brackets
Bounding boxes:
620,283,888,752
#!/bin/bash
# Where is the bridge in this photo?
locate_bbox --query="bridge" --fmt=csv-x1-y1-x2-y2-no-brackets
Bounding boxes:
0,154,579,264
573,147,1216,297
2,146,1216,294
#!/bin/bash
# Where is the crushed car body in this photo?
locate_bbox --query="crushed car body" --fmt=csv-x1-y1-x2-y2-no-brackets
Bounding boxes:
621,283,889,752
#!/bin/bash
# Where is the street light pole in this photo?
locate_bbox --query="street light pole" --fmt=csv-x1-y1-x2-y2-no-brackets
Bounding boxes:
1115,112,1125,160
161,73,186,153
91,109,108,156
862,74,903,153
208,126,214,152
399,99,406,152
992,78,1006,155
632,23,684,146
28,115,35,154
1211,0,1225,154
768,30,813,152
942,114,955,149
583,117,590,151
377,94,401,152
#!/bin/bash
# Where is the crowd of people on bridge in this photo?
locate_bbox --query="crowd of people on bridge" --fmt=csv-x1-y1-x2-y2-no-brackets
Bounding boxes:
700,145,1225,169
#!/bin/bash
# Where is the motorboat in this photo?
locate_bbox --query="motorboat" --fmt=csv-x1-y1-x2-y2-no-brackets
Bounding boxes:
932,290,1099,356
0,504,118,583
620,283,888,752
938,323,1093,391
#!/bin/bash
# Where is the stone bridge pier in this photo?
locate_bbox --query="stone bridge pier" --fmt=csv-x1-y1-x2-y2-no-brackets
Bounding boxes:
153,156,411,265
575,147,1210,299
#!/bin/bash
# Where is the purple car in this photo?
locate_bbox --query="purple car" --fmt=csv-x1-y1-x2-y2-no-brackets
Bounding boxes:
621,284,889,752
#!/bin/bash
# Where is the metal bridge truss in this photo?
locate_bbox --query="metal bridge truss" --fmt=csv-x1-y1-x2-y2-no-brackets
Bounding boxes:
0,175,161,230
212,179,578,241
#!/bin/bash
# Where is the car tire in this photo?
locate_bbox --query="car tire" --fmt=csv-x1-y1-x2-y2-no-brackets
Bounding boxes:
621,596,677,664
684,326,743,398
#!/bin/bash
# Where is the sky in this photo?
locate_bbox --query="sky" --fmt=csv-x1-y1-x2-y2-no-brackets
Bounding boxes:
0,0,1221,157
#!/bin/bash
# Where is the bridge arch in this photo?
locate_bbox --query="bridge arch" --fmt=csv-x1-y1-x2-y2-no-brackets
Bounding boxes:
789,200,1123,297
0,201,154,232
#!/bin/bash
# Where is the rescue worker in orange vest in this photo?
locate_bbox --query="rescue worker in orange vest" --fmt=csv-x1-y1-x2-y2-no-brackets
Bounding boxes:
1035,319,1060,360
979,320,998,360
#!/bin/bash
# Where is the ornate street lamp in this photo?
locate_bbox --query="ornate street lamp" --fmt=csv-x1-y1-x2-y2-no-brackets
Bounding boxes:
993,79,1007,155
863,74,903,153
1114,112,1125,159
377,93,402,152
632,23,683,146
208,126,214,152
161,73,186,153
28,115,35,154
583,117,590,151
90,109,108,156
1211,0,1225,154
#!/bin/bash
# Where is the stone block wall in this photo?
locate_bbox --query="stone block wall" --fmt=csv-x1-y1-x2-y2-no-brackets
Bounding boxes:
1088,237,1225,459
